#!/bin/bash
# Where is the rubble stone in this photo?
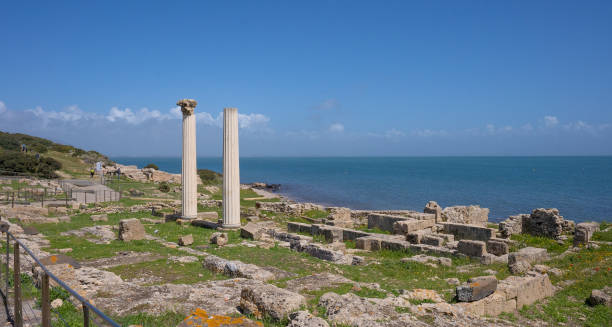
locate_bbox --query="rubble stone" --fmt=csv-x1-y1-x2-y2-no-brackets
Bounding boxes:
523,208,574,239
441,205,489,226
457,240,487,257
287,311,329,327
574,222,600,246
240,283,306,320
457,276,498,302
178,234,194,246
118,219,145,241
210,232,228,246
587,287,612,307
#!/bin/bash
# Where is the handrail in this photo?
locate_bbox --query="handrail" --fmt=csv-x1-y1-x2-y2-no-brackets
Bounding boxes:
3,229,121,327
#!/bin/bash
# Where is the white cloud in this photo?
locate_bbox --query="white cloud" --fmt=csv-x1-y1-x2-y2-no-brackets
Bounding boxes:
544,115,559,127
412,129,448,137
239,113,270,129
0,101,6,114
329,123,344,133
385,128,405,138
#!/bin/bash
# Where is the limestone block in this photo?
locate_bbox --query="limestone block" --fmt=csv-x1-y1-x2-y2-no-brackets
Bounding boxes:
457,240,487,257
210,232,228,246
508,247,548,266
287,222,312,234
241,222,265,240
367,214,409,232
316,226,343,243
422,235,444,246
118,218,145,241
486,239,509,256
240,284,306,320
441,205,489,226
457,275,498,302
355,236,382,251
424,200,442,221
326,207,353,228
179,234,194,246
441,223,495,242
574,222,600,246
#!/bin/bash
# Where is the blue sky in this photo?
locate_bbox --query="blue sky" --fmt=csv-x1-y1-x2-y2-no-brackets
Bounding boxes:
1,1,611,156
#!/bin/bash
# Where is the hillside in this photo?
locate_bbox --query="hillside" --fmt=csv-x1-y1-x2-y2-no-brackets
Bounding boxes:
0,131,113,178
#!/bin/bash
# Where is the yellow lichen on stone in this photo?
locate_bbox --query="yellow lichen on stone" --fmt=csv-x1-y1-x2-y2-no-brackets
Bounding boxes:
179,308,262,327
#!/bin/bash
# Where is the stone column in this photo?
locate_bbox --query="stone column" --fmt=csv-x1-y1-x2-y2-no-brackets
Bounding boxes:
222,107,240,228
178,99,198,219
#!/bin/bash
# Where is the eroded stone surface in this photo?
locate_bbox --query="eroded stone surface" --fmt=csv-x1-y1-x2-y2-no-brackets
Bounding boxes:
240,283,306,321
119,218,145,241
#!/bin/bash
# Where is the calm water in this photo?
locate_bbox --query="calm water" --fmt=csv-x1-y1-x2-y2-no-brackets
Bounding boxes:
111,156,612,223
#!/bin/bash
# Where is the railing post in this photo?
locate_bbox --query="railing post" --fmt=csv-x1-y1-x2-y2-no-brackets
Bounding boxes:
5,233,9,296
83,303,90,327
41,272,50,327
14,241,23,327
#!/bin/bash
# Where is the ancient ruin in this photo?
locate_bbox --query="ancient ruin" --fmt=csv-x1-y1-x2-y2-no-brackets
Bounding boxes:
222,107,241,228
178,99,198,219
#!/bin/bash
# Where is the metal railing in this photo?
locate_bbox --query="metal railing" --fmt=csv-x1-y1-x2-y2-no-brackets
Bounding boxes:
0,222,120,327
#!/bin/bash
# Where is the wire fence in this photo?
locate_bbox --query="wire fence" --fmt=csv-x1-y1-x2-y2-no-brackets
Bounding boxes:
0,221,121,327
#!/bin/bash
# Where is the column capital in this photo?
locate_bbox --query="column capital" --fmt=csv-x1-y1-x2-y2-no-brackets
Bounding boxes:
177,99,198,116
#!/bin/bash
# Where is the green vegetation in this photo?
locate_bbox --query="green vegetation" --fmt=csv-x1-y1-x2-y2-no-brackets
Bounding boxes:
509,233,572,255
0,150,62,178
356,226,391,235
144,163,159,170
108,259,224,285
592,222,612,242
158,181,170,193
198,168,222,185
303,209,328,219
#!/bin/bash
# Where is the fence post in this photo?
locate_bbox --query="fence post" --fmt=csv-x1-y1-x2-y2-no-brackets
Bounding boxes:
85,192,87,204
41,189,45,208
83,303,90,327
5,233,9,296
42,272,50,327
12,192,14,208
14,241,23,327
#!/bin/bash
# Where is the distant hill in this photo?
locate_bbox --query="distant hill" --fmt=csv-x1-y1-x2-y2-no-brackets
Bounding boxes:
0,131,113,178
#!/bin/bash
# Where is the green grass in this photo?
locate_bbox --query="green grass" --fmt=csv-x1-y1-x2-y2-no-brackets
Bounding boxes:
303,209,328,219
144,221,242,246
107,258,224,285
355,226,391,234
592,222,612,242
509,233,572,255
516,244,612,327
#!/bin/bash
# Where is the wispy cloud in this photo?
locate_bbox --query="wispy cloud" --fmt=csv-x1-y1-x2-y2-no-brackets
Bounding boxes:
544,115,559,127
411,129,448,137
329,123,344,133
0,101,6,114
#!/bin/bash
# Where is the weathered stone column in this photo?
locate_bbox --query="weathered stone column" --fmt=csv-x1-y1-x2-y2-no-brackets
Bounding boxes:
222,107,240,228
178,99,198,219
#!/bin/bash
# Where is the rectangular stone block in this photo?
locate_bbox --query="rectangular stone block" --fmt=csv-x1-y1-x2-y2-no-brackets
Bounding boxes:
393,219,436,235
457,240,487,257
508,247,548,265
457,275,498,302
406,230,429,244
486,239,509,256
287,222,312,234
441,223,495,242
573,222,600,246
422,235,444,246
355,236,382,251
341,228,371,241
315,226,343,243
380,239,410,251
368,214,409,232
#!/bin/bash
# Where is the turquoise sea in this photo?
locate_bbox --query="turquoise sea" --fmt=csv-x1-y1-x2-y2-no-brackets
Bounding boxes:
111,156,612,223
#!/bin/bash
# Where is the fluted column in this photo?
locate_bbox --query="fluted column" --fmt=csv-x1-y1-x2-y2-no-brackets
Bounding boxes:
178,99,198,219
223,107,240,228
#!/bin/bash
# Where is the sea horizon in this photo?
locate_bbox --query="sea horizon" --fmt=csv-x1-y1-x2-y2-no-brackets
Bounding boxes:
112,156,612,224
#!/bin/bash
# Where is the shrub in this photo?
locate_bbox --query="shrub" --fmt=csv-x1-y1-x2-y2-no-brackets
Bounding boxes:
198,169,222,184
159,182,170,193
145,163,159,170
0,150,62,178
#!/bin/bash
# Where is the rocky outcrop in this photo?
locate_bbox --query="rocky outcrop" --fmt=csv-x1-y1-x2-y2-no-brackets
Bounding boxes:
240,283,306,320
177,308,263,327
287,311,329,327
61,225,116,244
255,201,324,215
202,255,275,281
441,205,489,226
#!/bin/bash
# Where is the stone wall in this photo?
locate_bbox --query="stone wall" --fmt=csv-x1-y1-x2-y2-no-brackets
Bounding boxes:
441,222,495,242
522,208,574,240
441,205,489,226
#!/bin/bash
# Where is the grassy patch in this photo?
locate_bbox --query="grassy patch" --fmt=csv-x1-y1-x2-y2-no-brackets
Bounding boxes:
107,259,224,285
303,209,328,219
209,245,331,277
144,221,242,246
516,244,612,326
592,222,612,242
509,233,572,255
355,226,390,235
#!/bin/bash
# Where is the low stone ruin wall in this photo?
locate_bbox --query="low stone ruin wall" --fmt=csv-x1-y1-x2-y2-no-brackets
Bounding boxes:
440,222,495,242
499,208,575,240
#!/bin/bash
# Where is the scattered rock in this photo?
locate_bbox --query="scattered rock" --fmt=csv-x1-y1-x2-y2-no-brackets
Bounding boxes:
58,248,73,254
241,223,265,240
51,298,63,309
457,276,498,302
61,225,116,244
210,232,228,246
587,287,612,307
179,234,194,246
168,256,199,263
401,255,451,267
508,247,548,274
287,311,329,327
240,283,306,321
446,278,460,286
118,219,145,241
